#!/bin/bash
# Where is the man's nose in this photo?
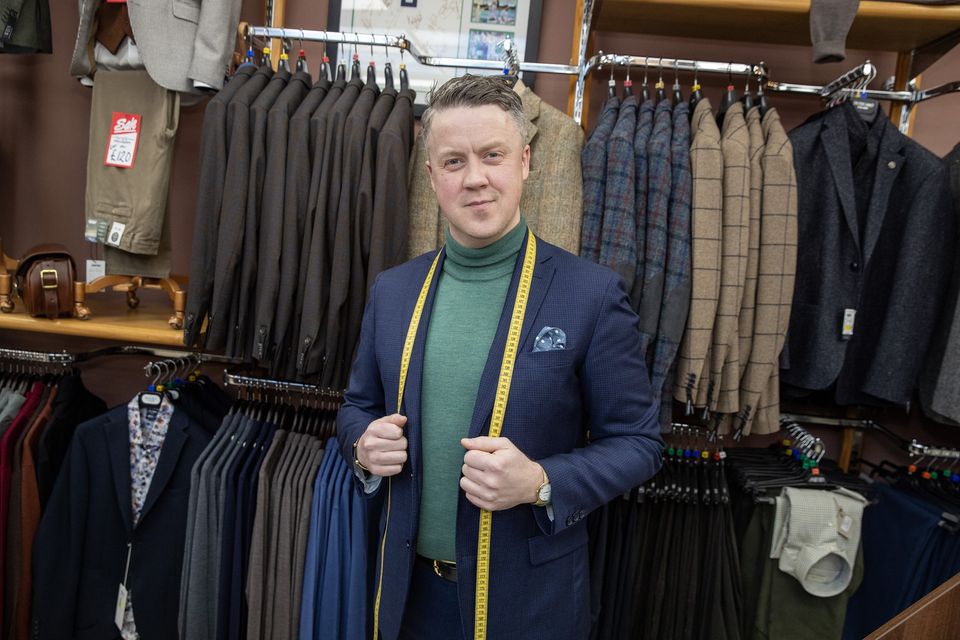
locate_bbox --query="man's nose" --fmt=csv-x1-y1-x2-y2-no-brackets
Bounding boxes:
463,158,488,189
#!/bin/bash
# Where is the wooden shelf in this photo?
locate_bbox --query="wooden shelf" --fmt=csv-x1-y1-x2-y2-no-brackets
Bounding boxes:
594,0,960,53
0,294,187,347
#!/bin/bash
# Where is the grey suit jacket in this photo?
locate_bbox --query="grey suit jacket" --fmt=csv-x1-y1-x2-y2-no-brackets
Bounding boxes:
784,101,955,406
252,71,311,363
206,65,272,351
183,66,254,347
70,0,242,92
408,80,584,258
673,98,723,410
919,144,960,424
271,80,330,376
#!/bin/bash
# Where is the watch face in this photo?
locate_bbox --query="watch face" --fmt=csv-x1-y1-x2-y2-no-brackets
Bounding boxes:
538,484,551,503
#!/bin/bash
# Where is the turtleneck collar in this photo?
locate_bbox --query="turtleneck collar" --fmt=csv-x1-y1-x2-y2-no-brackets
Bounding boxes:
442,217,528,282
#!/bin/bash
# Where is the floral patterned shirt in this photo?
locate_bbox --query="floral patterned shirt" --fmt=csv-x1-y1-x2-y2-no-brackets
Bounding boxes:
121,395,174,640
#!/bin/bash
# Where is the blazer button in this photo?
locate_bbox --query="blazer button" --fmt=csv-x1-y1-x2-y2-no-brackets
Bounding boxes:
566,516,573,527
849,261,859,272
405,539,411,549
887,160,897,169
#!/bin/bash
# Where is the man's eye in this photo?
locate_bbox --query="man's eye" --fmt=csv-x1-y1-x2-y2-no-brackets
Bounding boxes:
444,158,462,167
486,152,502,159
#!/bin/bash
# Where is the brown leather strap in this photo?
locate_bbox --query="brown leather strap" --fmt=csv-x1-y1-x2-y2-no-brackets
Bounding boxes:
43,286,59,319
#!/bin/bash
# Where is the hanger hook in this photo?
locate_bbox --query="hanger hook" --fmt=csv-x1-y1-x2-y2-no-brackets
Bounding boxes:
643,57,648,85
693,60,699,86
657,57,663,84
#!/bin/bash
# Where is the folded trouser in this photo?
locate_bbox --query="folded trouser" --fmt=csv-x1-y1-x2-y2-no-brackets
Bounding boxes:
85,69,180,257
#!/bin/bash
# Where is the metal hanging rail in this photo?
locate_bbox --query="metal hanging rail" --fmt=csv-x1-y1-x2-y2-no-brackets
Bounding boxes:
223,371,343,398
245,25,579,77
0,348,73,364
908,440,960,460
0,345,241,366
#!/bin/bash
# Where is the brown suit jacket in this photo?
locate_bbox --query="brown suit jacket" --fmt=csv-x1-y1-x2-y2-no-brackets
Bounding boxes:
708,102,750,414
673,98,723,410
406,80,584,258
735,107,765,379
741,108,798,436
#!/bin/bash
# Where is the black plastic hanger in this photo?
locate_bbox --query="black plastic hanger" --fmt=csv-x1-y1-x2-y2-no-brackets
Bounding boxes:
741,79,754,111
319,56,331,82
672,66,683,104
655,60,667,103
717,74,738,127
366,61,378,88
384,62,394,91
689,63,703,112
336,63,346,83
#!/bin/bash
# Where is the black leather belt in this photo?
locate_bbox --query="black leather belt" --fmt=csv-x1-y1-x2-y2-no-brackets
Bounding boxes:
417,554,457,583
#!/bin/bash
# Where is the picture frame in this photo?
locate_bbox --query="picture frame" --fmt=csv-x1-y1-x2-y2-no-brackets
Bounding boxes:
327,0,543,114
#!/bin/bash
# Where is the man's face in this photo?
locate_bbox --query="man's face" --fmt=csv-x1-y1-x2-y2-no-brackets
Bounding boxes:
425,104,530,249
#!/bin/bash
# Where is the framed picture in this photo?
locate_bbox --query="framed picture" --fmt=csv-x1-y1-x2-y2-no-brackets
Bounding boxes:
327,0,543,113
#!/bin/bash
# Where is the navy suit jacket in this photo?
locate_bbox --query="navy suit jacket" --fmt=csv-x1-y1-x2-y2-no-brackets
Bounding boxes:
337,234,663,640
32,405,212,640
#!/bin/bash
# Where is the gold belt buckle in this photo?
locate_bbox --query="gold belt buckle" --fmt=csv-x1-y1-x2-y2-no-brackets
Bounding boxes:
39,269,59,289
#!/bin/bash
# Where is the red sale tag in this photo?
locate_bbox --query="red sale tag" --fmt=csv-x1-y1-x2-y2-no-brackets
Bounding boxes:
104,112,141,169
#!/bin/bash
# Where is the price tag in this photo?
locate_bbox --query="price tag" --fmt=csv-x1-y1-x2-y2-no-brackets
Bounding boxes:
841,308,856,340
104,112,141,169
86,259,106,284
114,583,128,630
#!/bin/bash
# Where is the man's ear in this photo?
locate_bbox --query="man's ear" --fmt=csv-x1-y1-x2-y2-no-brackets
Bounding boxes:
521,144,531,181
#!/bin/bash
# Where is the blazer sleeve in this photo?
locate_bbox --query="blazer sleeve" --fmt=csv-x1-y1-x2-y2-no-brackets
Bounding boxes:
536,275,663,535
336,275,387,493
31,429,89,639
186,0,243,89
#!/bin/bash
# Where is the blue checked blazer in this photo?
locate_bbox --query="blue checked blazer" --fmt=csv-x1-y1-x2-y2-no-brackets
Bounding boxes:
580,96,621,262
652,101,693,421
599,96,640,290
637,100,674,364
337,234,663,640
630,99,655,309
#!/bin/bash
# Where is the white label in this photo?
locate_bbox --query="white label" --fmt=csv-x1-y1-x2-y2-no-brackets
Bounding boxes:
86,259,106,284
842,308,856,338
839,513,853,538
106,222,126,247
114,583,128,630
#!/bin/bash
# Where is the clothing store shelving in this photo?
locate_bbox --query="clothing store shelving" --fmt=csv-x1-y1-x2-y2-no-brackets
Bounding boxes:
590,0,960,53
0,294,189,347
571,0,960,128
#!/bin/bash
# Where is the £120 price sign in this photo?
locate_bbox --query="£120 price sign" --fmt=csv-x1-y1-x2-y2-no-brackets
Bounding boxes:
104,112,141,169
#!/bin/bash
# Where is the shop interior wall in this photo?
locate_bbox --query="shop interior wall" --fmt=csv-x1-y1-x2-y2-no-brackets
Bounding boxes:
2,0,959,462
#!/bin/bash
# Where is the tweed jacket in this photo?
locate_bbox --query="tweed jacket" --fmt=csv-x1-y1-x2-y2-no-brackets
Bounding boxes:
783,101,955,406
408,81,585,259
598,96,639,289
738,108,797,435
630,99,656,309
919,144,960,425
708,102,750,414
673,98,723,410
70,0,242,92
637,100,673,365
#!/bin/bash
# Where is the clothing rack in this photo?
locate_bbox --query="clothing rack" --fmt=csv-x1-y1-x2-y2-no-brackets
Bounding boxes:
779,417,827,464
244,25,579,77
0,345,240,366
908,439,960,461
222,371,343,399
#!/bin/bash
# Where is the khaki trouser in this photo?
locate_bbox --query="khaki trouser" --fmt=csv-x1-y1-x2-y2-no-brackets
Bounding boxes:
85,69,179,276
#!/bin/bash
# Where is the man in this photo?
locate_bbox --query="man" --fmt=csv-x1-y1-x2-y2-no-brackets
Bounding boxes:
337,75,663,640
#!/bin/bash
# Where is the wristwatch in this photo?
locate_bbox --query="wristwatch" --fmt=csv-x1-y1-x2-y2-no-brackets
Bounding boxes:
353,438,370,474
533,466,552,507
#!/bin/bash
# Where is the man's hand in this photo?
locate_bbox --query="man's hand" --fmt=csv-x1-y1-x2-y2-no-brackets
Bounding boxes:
460,437,544,511
356,414,408,477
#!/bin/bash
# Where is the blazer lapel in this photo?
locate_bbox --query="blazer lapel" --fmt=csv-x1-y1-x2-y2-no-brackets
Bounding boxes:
468,238,555,439
820,107,861,251
403,249,447,482
862,119,905,267
516,80,540,147
105,407,133,534
137,409,190,525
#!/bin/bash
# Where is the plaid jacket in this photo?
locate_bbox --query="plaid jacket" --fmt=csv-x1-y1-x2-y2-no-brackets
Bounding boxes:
708,102,750,414
673,98,723,410
580,95,621,262
637,99,673,364
653,100,693,424
630,99,656,310
599,96,639,289
739,107,797,435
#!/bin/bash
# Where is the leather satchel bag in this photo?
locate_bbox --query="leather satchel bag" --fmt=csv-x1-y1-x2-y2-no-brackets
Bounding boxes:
15,244,77,319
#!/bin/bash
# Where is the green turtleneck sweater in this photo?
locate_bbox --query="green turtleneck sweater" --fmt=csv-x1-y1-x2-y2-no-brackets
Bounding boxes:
416,219,527,562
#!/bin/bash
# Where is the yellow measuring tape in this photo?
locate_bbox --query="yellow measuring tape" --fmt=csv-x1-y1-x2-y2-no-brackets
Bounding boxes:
371,230,537,640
